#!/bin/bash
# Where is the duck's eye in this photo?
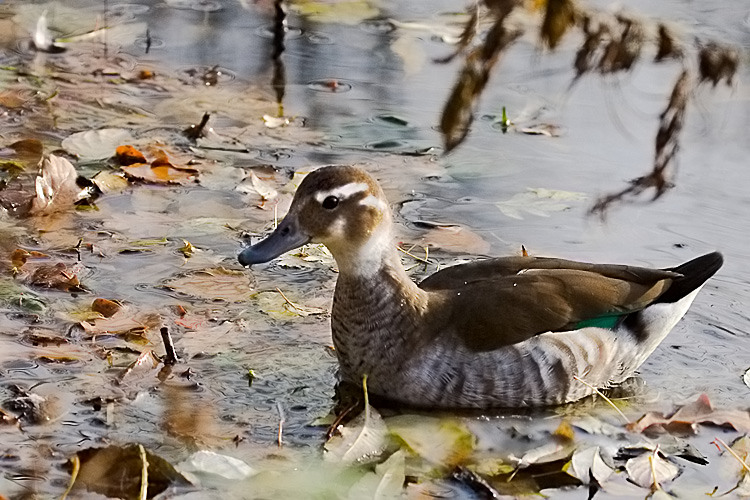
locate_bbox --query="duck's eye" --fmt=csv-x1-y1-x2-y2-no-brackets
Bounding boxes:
322,196,339,210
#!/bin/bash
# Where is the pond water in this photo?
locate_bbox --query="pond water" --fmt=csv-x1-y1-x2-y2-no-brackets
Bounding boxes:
0,0,748,498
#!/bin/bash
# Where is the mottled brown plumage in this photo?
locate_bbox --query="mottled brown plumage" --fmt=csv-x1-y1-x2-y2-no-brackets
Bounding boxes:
239,165,723,408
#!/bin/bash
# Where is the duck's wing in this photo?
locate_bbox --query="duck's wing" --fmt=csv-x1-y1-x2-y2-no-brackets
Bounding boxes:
423,259,679,351
419,256,680,290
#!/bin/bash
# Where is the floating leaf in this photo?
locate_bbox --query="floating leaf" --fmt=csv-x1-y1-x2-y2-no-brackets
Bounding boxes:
91,170,129,194
62,128,133,161
121,150,199,185
79,307,161,337
324,378,389,464
27,262,84,292
115,145,148,166
387,415,475,467
628,393,750,435
420,224,490,255
164,268,253,302
624,449,679,489
254,290,327,319
564,446,614,485
496,188,586,219
30,154,85,215
346,449,406,499
70,444,189,499
178,450,256,483
262,114,290,128
91,298,122,318
290,0,379,25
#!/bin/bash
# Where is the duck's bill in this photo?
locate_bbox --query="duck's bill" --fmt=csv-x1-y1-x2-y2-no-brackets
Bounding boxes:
238,217,311,266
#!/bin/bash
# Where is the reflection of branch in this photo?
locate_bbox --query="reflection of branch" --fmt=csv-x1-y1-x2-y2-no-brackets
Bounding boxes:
590,70,689,215
440,5,522,153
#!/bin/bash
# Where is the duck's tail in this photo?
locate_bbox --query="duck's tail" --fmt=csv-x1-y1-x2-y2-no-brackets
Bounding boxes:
614,252,723,380
655,251,724,304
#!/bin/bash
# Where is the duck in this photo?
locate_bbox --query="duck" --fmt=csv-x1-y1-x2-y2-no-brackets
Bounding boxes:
238,165,723,409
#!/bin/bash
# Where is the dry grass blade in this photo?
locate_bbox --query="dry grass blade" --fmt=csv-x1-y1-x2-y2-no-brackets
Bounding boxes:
60,454,80,500
573,375,630,424
138,444,149,500
714,438,750,473
591,70,689,214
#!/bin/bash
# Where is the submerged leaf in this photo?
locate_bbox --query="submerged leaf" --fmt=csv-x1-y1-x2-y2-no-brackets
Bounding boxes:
346,450,406,499
163,268,253,302
496,188,586,219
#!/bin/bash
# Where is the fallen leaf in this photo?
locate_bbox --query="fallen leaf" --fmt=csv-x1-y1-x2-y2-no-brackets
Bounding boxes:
628,394,750,435
625,448,679,489
496,188,586,219
387,415,475,467
121,160,198,185
27,262,84,292
178,450,256,483
420,224,490,255
520,124,561,136
79,307,161,337
91,298,122,318
91,170,129,194
262,114,290,128
30,155,86,215
346,449,406,499
254,290,327,319
324,379,389,464
163,268,253,302
115,145,147,165
70,444,190,499
564,446,614,485
62,128,133,161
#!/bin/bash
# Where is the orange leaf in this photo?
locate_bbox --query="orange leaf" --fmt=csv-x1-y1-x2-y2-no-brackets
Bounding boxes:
115,145,147,166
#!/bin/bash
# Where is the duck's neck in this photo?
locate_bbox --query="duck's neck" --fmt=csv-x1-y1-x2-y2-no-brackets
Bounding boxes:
330,235,428,383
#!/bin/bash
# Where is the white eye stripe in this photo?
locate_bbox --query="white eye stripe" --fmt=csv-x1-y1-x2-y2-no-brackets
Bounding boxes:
359,194,387,210
314,182,369,203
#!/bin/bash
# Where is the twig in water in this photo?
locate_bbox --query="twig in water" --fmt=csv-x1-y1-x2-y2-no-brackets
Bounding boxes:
160,327,179,365
573,375,630,424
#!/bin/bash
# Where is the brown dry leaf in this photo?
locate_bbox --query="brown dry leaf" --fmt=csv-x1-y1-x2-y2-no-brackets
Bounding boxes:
10,248,47,269
421,225,490,255
121,150,199,185
80,307,161,337
91,170,129,194
27,262,84,292
115,349,164,385
6,139,44,168
71,444,189,499
114,144,147,165
254,290,327,319
163,268,253,302
628,394,750,435
91,298,122,318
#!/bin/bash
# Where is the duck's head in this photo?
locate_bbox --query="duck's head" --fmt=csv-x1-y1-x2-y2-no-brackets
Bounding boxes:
238,165,392,273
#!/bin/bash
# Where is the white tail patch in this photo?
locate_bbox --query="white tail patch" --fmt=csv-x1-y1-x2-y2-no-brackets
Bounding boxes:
314,182,369,203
